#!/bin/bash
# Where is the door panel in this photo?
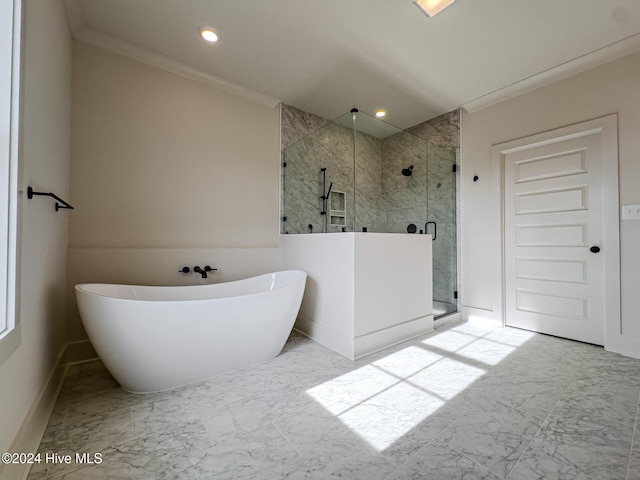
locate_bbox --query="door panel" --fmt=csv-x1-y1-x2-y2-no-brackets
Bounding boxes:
504,132,604,344
516,223,587,247
515,186,588,214
516,258,587,283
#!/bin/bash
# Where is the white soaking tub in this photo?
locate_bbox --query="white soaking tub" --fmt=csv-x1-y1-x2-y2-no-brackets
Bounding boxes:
75,270,307,393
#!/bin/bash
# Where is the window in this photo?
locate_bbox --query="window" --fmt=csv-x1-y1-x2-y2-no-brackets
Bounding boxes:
0,0,22,361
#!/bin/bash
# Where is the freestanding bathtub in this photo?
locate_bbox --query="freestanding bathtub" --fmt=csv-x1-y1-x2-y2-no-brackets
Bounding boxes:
75,270,307,393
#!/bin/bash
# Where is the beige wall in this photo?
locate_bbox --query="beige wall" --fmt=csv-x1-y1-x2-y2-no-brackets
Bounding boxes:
461,50,640,339
67,42,282,342
0,0,71,460
70,42,281,249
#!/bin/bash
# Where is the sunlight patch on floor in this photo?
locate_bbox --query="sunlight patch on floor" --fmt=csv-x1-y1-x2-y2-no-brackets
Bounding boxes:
372,346,442,377
306,323,536,453
338,382,444,451
306,365,399,416
455,338,518,366
407,357,485,400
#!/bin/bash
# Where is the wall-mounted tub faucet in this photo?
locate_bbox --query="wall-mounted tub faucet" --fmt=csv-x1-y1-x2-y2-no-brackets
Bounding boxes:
194,265,217,279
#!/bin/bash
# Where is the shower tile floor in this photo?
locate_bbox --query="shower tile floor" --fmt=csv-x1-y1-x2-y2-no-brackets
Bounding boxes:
28,321,640,480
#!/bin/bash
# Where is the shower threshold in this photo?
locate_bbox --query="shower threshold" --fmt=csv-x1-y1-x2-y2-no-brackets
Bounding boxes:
434,300,457,319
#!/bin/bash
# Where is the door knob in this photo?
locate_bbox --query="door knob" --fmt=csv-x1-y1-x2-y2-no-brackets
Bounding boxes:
590,246,601,253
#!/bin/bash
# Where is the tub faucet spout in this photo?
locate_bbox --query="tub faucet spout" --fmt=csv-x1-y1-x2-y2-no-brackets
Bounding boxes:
194,265,217,279
194,266,207,279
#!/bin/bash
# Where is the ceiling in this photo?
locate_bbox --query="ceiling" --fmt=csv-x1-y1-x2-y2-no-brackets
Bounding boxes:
64,0,640,129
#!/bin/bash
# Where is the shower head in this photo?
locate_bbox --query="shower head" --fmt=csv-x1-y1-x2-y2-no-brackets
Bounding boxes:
402,165,414,177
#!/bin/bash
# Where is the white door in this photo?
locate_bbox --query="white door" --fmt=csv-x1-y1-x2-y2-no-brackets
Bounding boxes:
503,128,607,345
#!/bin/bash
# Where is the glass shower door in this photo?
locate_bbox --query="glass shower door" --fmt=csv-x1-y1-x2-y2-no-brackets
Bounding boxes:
427,143,457,317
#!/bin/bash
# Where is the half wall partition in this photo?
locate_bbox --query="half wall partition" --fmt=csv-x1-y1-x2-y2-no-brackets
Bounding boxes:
282,108,457,317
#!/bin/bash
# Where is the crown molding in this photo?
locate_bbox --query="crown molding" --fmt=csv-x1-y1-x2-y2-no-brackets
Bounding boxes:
461,31,640,113
63,0,281,111
73,27,281,109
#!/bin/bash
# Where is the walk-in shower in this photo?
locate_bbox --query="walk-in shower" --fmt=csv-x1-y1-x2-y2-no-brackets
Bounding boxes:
281,106,458,318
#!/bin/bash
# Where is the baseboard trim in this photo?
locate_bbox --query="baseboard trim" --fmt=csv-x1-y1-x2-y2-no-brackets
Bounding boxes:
461,306,502,327
0,338,99,480
294,315,354,359
0,347,69,480
65,339,98,364
354,314,434,360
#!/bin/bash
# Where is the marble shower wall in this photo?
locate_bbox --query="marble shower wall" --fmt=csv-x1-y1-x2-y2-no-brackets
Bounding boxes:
281,104,460,308
379,131,428,234
281,105,383,234
405,109,460,150
283,120,355,234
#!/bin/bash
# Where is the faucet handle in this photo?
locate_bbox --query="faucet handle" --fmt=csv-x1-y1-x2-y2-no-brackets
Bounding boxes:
179,266,190,273
204,265,217,272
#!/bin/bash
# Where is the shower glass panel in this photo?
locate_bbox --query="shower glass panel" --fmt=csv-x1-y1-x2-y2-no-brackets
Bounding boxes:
282,112,356,234
282,108,458,318
358,128,428,234
427,143,457,317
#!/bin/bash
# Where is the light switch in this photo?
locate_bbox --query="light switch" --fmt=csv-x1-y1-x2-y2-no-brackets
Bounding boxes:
622,204,640,220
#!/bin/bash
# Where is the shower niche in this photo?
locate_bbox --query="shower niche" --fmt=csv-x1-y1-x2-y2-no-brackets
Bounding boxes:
329,191,346,226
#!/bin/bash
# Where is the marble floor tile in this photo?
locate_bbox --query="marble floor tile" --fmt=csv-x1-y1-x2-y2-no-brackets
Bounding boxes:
287,454,396,480
23,468,48,480
454,337,519,367
273,402,397,479
386,439,500,480
527,402,634,480
273,392,453,470
233,350,341,395
407,356,488,403
305,364,401,416
180,423,302,479
58,383,135,423
436,401,544,478
379,406,458,467
498,335,589,375
37,408,134,465
628,420,640,480
507,449,596,480
371,344,444,378
554,376,639,427
26,323,640,480
449,364,573,419
43,417,215,479
200,387,318,444
420,328,483,353
335,381,449,455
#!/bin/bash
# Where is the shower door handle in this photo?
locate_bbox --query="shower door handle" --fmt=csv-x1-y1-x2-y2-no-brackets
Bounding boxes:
425,222,437,241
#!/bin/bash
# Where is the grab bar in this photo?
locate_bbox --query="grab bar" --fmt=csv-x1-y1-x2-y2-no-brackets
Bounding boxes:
27,186,74,211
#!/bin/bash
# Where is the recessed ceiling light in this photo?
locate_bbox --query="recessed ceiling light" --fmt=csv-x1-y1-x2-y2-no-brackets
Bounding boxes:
412,0,455,17
199,26,220,44
375,110,386,118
